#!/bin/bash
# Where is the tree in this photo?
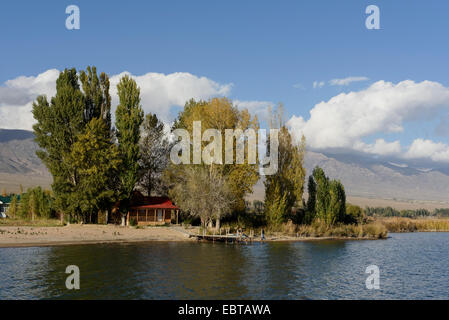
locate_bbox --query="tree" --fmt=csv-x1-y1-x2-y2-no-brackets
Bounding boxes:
32,68,85,220
306,175,316,223
138,113,171,196
312,166,330,223
33,67,115,222
264,106,306,227
16,187,54,220
6,195,18,218
346,204,364,224
168,97,260,226
69,118,121,223
168,166,234,229
309,166,347,225
328,180,346,225
115,75,144,225
79,66,112,129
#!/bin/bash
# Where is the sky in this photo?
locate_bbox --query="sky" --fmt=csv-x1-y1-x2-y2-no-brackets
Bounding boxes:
1,0,449,165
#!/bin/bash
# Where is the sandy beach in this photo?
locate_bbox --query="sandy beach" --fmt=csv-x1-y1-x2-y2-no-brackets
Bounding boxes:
0,224,195,248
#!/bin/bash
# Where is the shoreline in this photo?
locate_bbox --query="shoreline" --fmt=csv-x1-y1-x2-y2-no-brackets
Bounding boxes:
0,224,388,248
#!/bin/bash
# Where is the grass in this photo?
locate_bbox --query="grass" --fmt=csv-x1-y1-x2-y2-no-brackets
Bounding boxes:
378,217,449,232
0,218,63,227
266,220,388,239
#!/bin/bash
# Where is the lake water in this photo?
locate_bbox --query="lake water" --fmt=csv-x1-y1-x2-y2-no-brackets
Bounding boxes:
1,232,449,299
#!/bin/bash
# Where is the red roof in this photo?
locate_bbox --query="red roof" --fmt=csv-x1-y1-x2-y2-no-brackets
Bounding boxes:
130,196,179,210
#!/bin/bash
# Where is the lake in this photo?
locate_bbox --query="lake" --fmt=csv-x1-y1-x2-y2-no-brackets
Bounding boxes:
1,232,449,299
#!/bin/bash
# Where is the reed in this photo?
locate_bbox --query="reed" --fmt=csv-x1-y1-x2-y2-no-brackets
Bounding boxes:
269,220,387,239
379,218,449,232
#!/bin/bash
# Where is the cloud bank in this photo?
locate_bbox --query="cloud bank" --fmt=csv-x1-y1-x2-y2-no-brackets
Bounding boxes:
288,80,449,162
0,69,234,130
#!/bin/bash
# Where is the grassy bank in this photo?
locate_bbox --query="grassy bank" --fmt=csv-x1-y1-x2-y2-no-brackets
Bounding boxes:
378,217,449,232
270,221,388,239
218,220,388,240
0,218,63,227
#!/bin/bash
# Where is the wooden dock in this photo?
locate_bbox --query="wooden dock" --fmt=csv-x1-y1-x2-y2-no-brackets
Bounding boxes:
195,230,256,243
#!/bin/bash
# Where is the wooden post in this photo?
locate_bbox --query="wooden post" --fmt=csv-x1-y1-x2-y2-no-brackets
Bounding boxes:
176,210,179,225
126,211,130,226
146,209,148,223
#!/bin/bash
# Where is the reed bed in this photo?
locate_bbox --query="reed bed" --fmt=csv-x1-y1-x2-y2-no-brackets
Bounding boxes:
379,218,449,232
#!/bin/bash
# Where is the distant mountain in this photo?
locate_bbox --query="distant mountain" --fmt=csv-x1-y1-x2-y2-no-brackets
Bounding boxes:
0,129,51,192
0,129,48,175
304,151,449,202
0,129,448,203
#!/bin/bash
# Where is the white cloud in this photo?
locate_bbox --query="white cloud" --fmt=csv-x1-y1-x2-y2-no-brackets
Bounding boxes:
292,83,305,90
405,139,449,162
329,76,369,86
0,69,233,130
313,81,325,89
0,69,59,130
233,99,274,119
288,80,449,162
109,71,233,122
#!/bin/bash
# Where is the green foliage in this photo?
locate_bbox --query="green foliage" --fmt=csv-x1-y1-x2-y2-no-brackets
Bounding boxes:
305,175,316,224
264,107,306,227
32,66,117,222
312,167,330,222
328,180,346,225
129,217,137,227
6,195,18,218
69,118,121,222
115,75,144,212
345,204,364,224
305,167,347,225
265,181,288,226
17,187,55,220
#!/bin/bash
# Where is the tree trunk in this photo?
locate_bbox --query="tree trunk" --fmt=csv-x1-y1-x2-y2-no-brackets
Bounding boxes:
215,217,221,230
208,219,213,229
121,214,126,226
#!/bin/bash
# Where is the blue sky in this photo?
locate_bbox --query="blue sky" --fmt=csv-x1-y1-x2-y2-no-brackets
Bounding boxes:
1,0,449,164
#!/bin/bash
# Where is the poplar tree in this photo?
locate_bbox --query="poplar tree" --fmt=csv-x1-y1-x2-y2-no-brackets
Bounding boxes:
70,118,121,223
312,166,330,223
306,175,316,223
32,68,85,219
264,107,306,227
138,113,171,196
115,75,144,225
33,67,116,223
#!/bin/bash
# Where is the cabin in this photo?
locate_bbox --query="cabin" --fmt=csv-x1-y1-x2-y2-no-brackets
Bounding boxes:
111,191,180,226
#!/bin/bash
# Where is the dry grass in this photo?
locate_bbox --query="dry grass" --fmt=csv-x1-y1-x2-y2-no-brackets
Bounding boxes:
268,220,388,239
379,217,449,232
0,218,62,227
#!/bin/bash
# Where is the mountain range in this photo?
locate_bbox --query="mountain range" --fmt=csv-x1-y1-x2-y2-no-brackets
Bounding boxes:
0,129,448,207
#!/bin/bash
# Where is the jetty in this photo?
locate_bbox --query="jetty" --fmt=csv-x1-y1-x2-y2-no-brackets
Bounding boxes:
194,229,256,243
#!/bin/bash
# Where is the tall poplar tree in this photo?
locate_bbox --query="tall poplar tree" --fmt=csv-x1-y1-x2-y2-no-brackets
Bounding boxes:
33,67,116,223
32,68,85,219
115,75,144,225
264,107,306,227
